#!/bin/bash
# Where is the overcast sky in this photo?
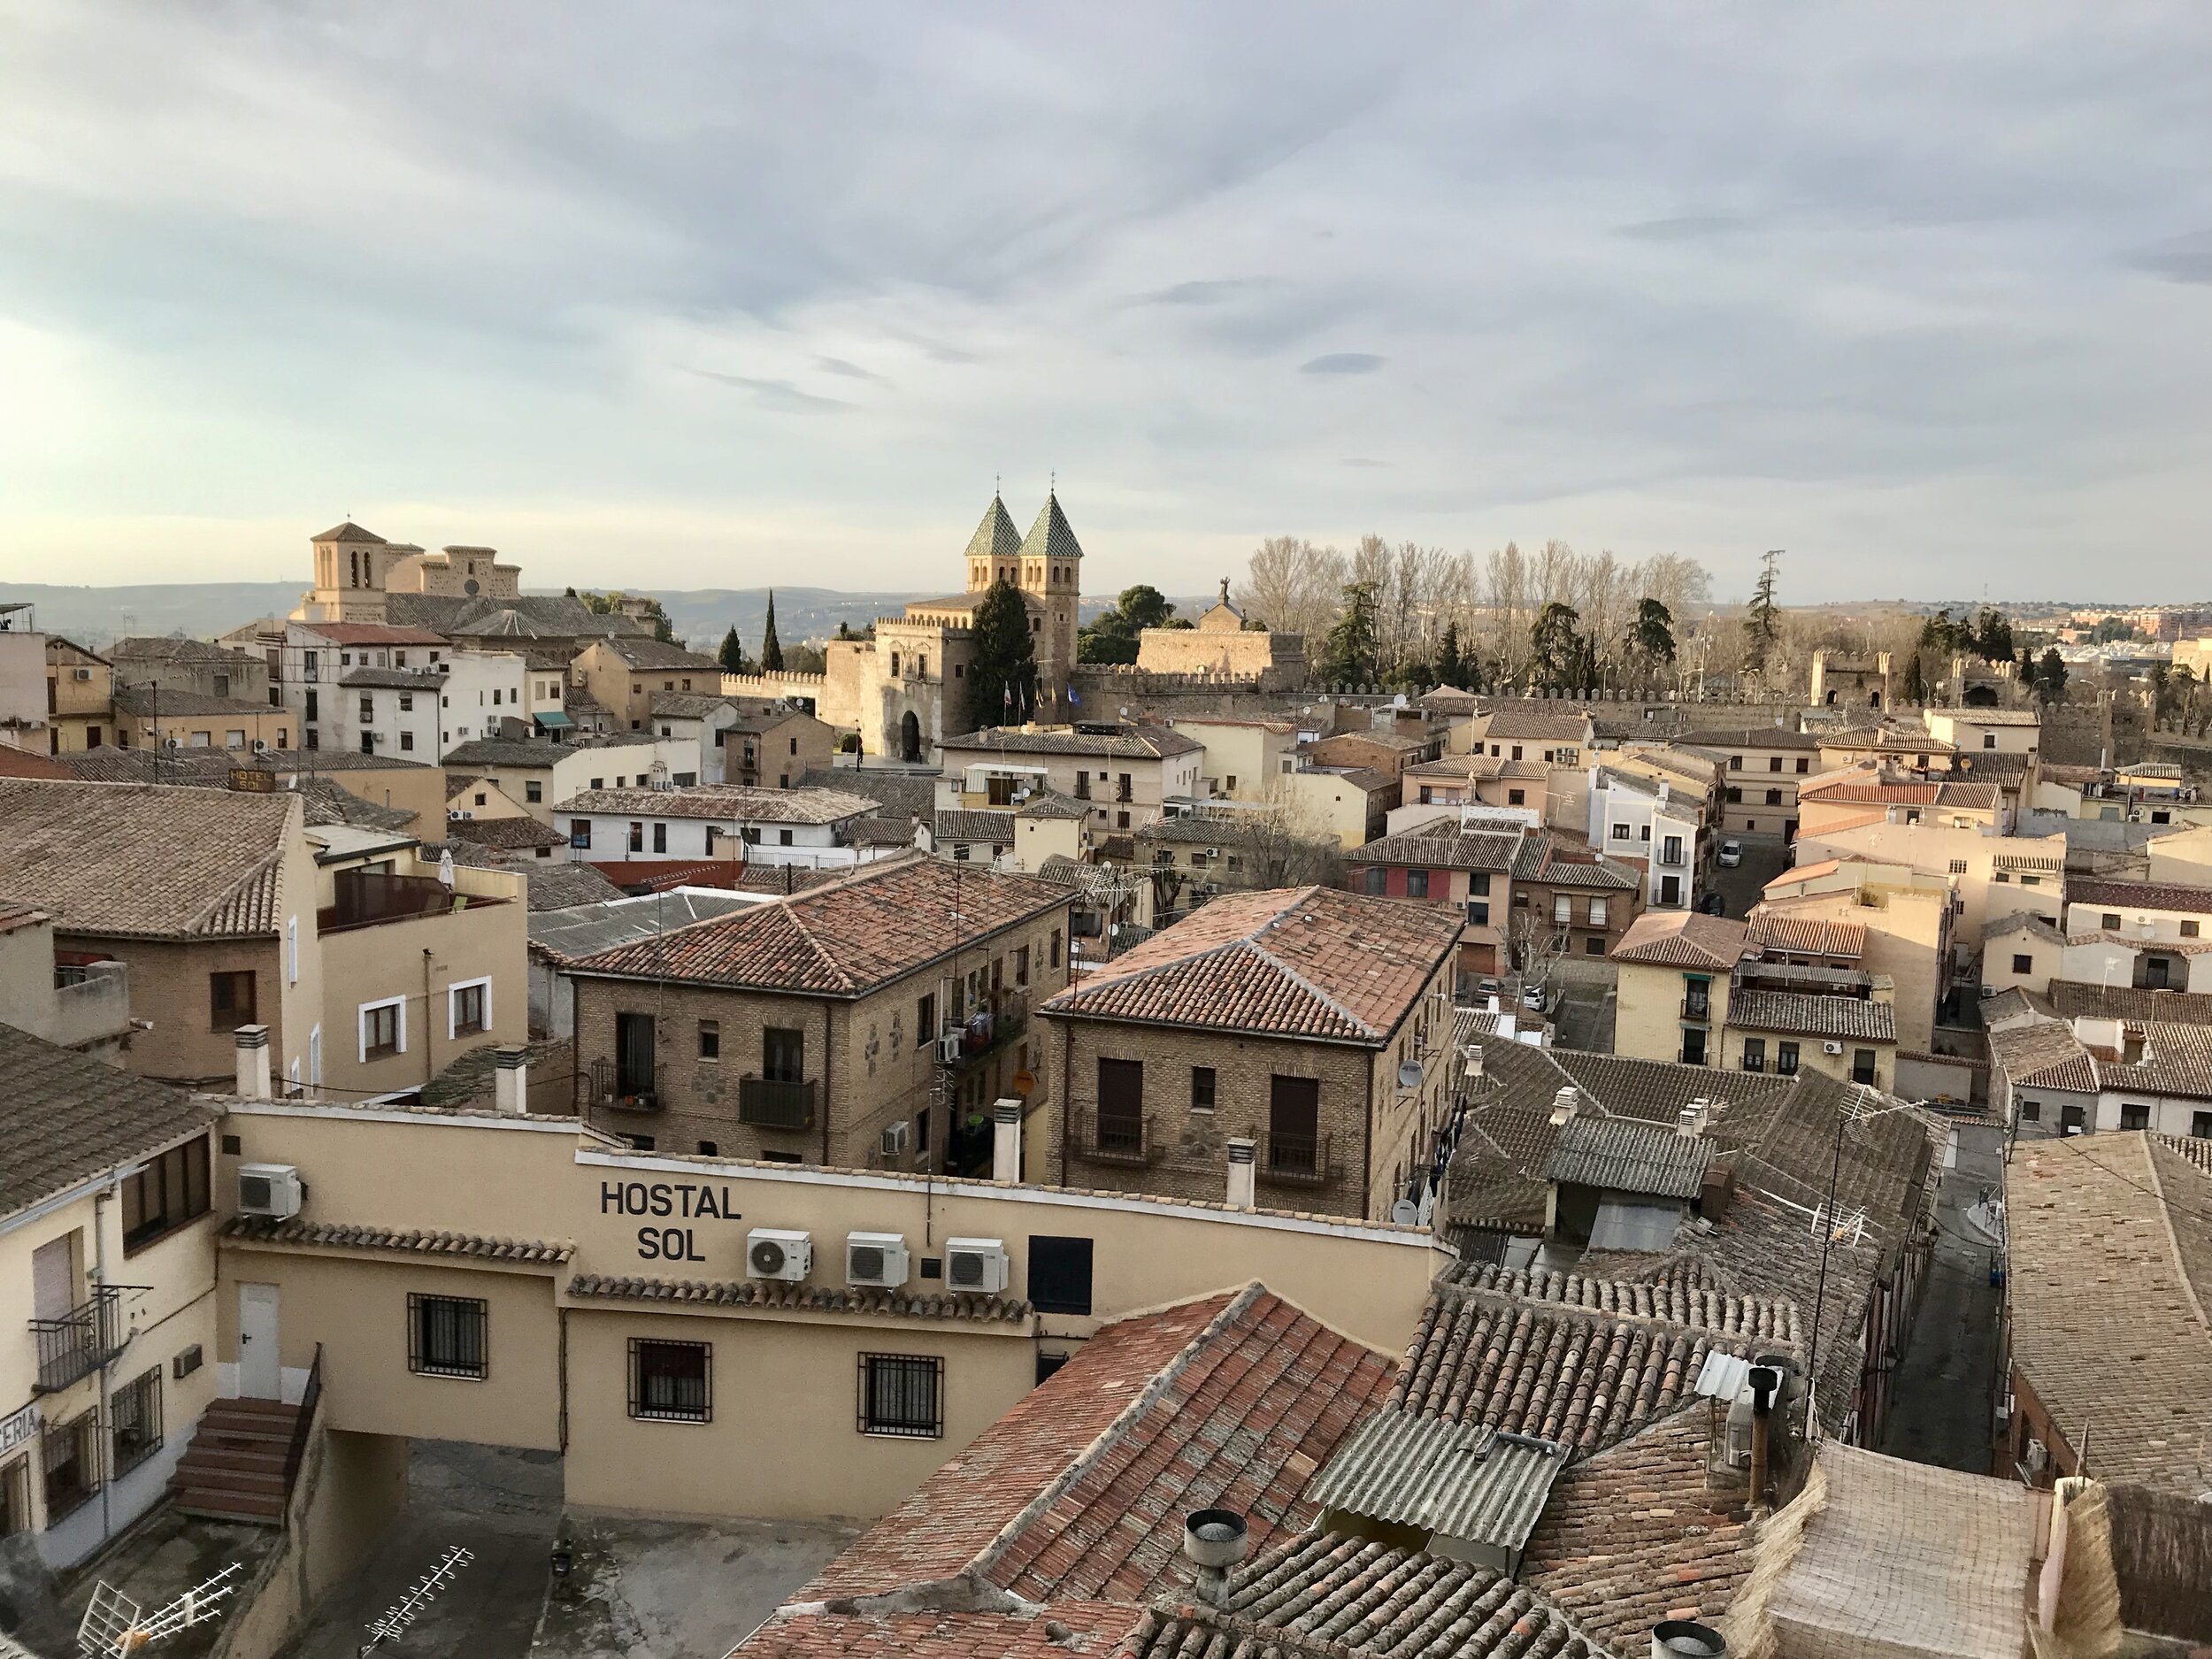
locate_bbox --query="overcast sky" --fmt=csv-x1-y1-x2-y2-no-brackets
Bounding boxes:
2,4,2208,603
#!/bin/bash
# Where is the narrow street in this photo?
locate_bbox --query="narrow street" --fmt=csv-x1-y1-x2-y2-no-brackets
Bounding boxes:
1878,1122,2006,1472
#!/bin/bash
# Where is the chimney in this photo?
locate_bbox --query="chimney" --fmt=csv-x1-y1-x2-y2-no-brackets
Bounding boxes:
1651,1623,1727,1659
234,1024,271,1100
1183,1509,1248,1608
1225,1139,1257,1210
992,1099,1024,1184
494,1045,529,1115
1747,1364,1780,1510
1549,1085,1582,1125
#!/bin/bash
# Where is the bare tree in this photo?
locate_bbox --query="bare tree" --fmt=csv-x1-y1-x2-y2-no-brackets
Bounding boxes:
1238,536,1348,643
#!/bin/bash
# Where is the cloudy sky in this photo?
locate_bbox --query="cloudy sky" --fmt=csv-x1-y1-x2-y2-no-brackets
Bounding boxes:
2,3,2208,602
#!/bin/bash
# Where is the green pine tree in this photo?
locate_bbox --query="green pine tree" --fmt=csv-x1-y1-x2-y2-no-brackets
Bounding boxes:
759,592,785,672
718,626,749,676
1319,581,1381,687
2035,648,2067,703
1435,621,1465,690
1741,550,1782,673
965,580,1038,730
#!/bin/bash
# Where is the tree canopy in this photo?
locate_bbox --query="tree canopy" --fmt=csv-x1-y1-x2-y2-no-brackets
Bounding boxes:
1631,597,1676,665
1077,585,1182,664
1318,581,1381,687
717,626,749,676
965,579,1038,729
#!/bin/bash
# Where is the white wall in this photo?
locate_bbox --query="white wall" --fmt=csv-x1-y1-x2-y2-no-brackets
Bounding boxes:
437,650,527,751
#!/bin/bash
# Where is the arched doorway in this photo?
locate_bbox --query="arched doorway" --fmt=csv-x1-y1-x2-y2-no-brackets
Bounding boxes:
899,710,922,764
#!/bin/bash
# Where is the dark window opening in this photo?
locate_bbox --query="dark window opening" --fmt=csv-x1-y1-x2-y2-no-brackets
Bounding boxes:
408,1294,488,1379
630,1338,710,1421
858,1354,943,1438
1028,1236,1094,1315
122,1137,211,1254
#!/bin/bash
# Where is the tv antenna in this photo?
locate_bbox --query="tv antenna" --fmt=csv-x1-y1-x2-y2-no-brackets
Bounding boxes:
357,1546,474,1657
77,1563,245,1656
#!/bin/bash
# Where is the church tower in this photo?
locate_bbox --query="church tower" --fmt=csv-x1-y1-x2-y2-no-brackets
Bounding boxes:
964,494,1024,594
1018,489,1083,713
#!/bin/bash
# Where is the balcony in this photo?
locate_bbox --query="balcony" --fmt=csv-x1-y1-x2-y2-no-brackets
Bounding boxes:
45,961,131,1049
1656,846,1687,868
319,865,512,934
31,1288,127,1394
1680,997,1714,1023
1261,1131,1337,1188
942,1002,1027,1069
739,1077,818,1131
1071,1107,1161,1166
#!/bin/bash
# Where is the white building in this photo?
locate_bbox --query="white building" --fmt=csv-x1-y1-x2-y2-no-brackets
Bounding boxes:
553,784,880,867
435,649,529,752
1586,766,1703,910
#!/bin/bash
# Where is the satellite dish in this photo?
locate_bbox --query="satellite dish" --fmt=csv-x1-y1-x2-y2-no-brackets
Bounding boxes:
1390,1200,1419,1225
1397,1060,1425,1090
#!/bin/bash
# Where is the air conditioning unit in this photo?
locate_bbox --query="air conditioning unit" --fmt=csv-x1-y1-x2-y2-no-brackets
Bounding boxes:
746,1228,812,1282
73,667,91,681
944,1237,1010,1294
1203,848,1220,860
451,810,475,821
937,1031,965,1064
251,739,267,752
1822,1041,1845,1056
237,1164,303,1219
879,1121,911,1156
846,1232,910,1288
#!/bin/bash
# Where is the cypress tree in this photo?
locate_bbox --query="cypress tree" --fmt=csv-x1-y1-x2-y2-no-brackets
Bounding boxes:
718,626,749,676
966,580,1038,731
760,592,785,672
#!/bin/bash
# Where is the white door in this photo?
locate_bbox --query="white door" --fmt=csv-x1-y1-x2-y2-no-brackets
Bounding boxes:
238,1282,280,1399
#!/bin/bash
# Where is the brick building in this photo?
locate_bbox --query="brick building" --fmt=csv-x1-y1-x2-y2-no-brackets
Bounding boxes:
565,856,1072,1173
1037,885,1461,1221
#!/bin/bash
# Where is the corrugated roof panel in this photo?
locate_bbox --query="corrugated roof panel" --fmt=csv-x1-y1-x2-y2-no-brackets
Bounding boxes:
1305,1409,1566,1552
1694,1349,1753,1402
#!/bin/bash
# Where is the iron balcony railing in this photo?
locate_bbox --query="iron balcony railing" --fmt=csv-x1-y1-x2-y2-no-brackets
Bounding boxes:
1261,1131,1335,1187
31,1286,127,1394
1656,846,1687,867
1681,996,1714,1022
1071,1107,1160,1166
941,1003,1027,1070
738,1077,818,1131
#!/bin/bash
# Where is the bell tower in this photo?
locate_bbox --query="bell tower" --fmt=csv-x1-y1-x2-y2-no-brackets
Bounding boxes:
964,492,1023,594
1018,489,1083,710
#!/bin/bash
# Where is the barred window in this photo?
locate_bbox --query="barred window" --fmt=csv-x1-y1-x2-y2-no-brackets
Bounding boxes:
111,1369,163,1476
630,1339,710,1422
42,1412,97,1520
858,1354,943,1439
408,1294,488,1379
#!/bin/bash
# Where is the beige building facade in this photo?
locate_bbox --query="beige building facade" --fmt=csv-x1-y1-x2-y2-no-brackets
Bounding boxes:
42,639,112,753
1136,582,1305,687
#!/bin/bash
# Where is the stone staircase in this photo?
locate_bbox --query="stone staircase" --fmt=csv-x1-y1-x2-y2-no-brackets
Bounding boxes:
169,1397,303,1525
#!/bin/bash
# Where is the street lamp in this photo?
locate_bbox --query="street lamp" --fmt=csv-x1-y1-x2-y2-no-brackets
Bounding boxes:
1802,1093,1937,1438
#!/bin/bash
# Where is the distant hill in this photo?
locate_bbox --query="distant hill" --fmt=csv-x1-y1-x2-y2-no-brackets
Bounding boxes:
0,580,1151,651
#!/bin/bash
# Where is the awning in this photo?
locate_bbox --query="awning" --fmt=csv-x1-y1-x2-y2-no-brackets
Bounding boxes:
534,711,573,729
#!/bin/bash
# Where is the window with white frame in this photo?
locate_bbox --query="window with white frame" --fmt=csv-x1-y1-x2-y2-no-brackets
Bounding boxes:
286,917,299,984
449,978,491,1039
360,996,405,1061
1552,895,1572,926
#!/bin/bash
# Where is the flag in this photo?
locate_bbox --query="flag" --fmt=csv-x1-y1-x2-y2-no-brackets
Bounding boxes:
1002,684,1013,715
1067,682,1081,708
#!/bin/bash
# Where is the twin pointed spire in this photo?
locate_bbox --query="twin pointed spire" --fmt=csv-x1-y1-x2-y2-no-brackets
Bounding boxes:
963,480,1084,564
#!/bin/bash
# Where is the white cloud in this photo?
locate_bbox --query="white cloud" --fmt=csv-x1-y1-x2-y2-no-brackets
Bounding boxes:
0,2,2208,600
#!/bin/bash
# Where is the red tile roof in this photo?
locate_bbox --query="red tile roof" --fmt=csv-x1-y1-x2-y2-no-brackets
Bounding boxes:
1040,887,1460,1044
805,1285,1395,1608
2068,876,2212,918
1520,1407,1755,1651
567,858,1068,995
1611,911,1750,969
0,746,74,780
1746,915,1867,958
296,622,449,645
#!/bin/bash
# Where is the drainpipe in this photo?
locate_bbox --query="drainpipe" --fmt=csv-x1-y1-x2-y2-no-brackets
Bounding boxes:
1361,1051,1375,1219
821,1002,833,1166
92,1172,117,1548
422,947,435,1089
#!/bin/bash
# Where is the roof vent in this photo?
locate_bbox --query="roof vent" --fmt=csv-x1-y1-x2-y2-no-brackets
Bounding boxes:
1677,1098,1712,1139
1183,1509,1248,1608
1652,1622,1726,1659
1549,1086,1583,1126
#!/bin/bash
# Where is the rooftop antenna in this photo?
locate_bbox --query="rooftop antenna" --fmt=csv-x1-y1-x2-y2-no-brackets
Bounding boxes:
357,1546,473,1657
78,1563,245,1656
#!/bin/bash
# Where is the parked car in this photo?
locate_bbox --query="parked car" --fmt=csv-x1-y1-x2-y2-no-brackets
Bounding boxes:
1476,977,1502,1002
1700,892,1727,916
1519,982,1548,1012
1717,840,1743,867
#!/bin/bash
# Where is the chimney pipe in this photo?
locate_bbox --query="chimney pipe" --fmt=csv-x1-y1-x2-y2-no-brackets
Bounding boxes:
234,1024,272,1100
1183,1509,1248,1608
992,1099,1024,1184
1747,1364,1779,1509
494,1044,529,1115
1651,1621,1727,1659
1225,1139,1257,1210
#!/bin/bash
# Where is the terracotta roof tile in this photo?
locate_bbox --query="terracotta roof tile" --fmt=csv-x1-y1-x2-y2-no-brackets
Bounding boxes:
2069,876,2212,918
224,1217,574,1263
1040,887,1460,1044
0,778,296,940
1744,917,1866,959
565,1272,1029,1322
555,785,875,824
1613,911,1750,969
1349,829,1522,872
1520,1407,1755,1653
0,1025,219,1215
1724,989,1895,1043
569,859,1067,995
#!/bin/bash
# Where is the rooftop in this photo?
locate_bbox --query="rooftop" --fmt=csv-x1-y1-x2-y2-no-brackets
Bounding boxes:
1510,833,1640,892
1541,1114,1712,1199
112,686,278,718
568,857,1067,996
0,778,295,940
555,784,876,825
2069,876,2212,918
528,887,761,964
1744,916,1867,960
935,809,1014,845
1724,989,1896,1043
0,1023,221,1217
941,725,1202,760
594,636,725,672
1040,886,1462,1045
1612,910,1749,970
803,1285,1394,1607
1350,827,1524,872
1477,708,1594,742
336,666,443,691
110,635,261,664
441,733,657,769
